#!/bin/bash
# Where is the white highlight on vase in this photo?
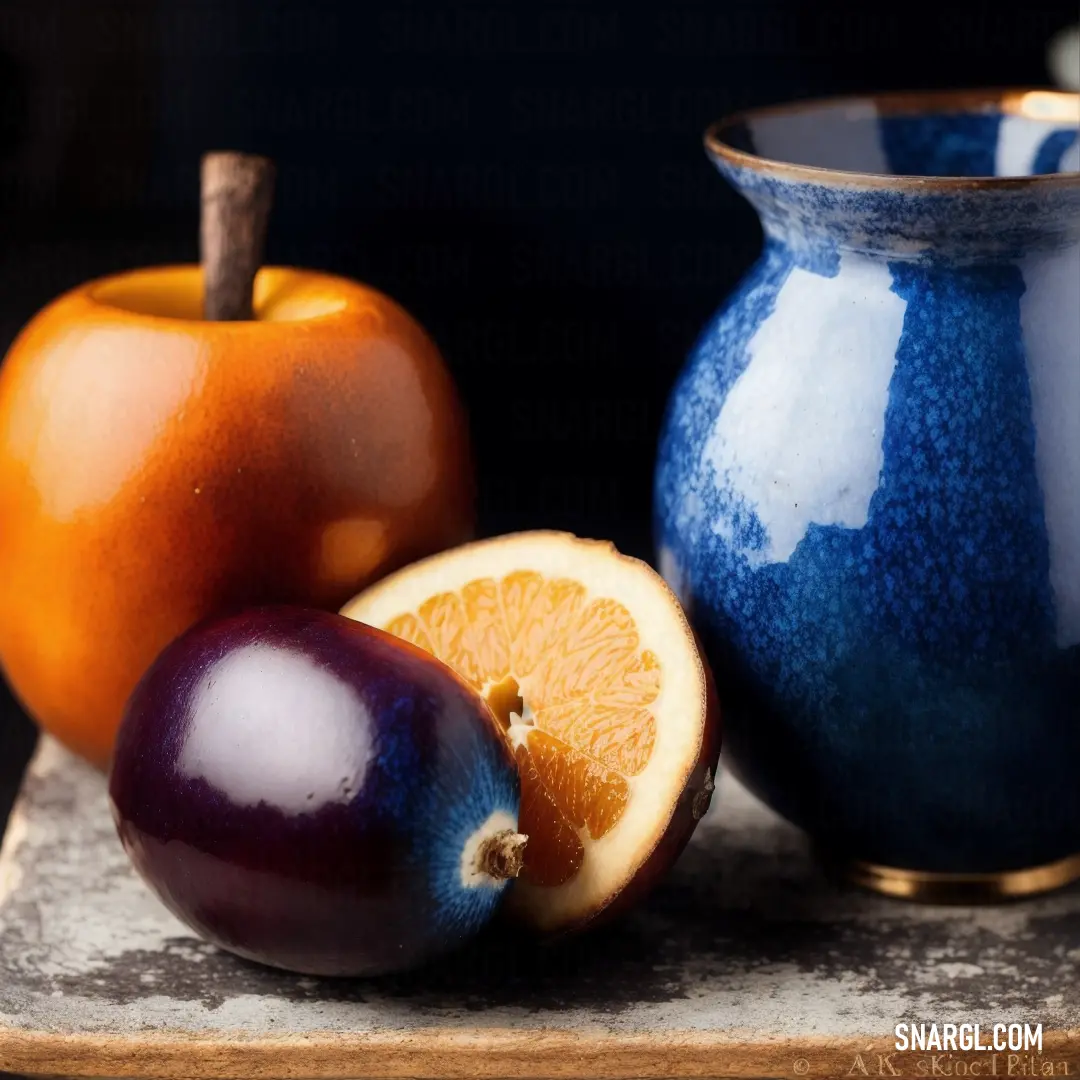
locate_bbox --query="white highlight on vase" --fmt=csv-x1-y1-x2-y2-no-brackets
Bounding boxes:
996,116,1050,176
704,253,907,566
1019,244,1080,649
658,544,691,616
995,116,1074,176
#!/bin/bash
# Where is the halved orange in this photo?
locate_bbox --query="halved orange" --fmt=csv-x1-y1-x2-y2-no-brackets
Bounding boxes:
340,531,720,933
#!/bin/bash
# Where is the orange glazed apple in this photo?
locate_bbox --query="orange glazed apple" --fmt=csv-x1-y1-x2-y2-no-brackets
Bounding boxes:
0,265,474,768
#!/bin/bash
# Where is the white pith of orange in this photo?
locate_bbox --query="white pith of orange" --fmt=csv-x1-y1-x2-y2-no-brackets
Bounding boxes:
340,531,709,932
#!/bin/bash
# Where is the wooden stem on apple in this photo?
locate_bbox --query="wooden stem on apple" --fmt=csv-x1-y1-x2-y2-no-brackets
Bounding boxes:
200,151,276,321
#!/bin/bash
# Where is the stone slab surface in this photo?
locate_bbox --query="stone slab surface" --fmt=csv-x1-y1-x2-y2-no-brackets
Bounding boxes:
1,738,1078,1078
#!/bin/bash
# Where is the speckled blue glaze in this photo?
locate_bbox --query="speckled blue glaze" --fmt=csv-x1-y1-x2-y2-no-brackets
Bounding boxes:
109,606,520,975
655,94,1080,874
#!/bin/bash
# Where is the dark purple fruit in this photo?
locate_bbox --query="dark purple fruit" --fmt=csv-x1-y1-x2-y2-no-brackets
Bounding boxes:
108,606,524,977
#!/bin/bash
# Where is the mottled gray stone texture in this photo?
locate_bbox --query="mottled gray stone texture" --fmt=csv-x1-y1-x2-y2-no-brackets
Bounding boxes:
2,738,1078,1043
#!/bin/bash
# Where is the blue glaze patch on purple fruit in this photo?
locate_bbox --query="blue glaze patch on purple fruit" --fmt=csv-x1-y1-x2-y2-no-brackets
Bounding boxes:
108,606,524,977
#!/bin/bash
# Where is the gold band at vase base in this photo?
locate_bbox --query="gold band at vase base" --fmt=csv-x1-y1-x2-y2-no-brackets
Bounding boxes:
837,853,1080,904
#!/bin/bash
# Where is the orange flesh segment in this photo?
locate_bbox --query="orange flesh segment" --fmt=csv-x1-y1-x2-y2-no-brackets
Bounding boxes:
383,571,660,887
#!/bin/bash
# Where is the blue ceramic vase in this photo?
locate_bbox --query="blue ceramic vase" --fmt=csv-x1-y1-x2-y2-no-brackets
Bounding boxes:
654,91,1080,899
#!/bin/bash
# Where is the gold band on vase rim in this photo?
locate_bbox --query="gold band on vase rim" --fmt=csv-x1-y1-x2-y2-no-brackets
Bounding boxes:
838,853,1080,903
704,87,1080,190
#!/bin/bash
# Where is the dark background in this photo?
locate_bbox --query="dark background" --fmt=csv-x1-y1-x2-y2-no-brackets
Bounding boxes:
0,0,1075,832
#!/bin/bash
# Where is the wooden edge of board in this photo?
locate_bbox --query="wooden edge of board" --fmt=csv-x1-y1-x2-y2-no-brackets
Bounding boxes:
2,1026,1079,1079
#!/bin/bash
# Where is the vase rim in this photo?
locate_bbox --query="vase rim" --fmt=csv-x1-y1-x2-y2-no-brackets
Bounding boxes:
705,87,1080,191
